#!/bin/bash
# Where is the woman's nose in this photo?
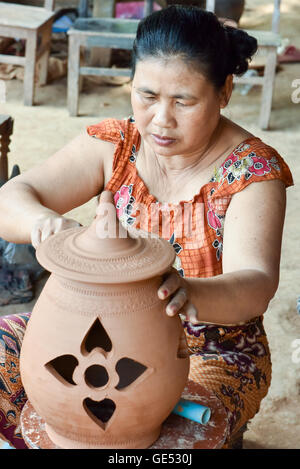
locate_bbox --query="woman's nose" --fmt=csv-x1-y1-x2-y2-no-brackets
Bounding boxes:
152,103,175,128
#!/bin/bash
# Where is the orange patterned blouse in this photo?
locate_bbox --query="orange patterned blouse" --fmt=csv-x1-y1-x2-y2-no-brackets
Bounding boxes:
87,117,294,279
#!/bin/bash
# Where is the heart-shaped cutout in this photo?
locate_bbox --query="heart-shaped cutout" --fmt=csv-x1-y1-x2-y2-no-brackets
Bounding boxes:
83,397,116,430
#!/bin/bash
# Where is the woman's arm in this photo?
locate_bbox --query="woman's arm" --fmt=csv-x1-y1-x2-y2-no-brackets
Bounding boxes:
0,132,114,245
159,178,287,325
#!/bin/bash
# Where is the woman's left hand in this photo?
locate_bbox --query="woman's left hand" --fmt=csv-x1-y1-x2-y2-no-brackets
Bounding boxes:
157,270,199,323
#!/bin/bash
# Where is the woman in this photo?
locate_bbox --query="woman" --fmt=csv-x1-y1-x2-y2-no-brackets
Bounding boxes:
0,6,293,448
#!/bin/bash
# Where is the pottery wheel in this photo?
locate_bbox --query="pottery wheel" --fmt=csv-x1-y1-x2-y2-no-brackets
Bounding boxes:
20,380,228,449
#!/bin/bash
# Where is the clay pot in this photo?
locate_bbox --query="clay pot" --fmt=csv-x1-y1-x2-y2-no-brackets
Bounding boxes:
20,192,190,449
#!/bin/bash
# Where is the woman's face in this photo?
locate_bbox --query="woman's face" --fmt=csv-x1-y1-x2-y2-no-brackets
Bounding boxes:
131,56,231,157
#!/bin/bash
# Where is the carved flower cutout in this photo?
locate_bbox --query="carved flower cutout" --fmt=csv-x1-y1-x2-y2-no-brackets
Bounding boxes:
45,318,149,429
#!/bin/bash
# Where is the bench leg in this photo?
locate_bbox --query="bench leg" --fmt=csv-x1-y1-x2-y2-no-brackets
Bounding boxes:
37,22,53,86
259,47,278,130
68,35,81,117
24,31,38,106
144,0,154,16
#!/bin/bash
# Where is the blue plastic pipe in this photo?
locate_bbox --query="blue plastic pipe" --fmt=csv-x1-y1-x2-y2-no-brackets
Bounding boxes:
172,399,211,424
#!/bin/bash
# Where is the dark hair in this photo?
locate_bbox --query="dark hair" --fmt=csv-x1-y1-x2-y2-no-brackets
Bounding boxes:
131,5,257,88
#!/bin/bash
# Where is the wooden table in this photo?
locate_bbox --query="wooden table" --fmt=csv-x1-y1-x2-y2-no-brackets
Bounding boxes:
0,114,13,185
20,380,229,449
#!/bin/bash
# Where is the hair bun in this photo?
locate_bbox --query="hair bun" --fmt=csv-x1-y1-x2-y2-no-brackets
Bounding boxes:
224,26,258,76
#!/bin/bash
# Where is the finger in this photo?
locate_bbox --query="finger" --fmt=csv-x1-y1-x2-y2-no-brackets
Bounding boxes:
42,218,75,240
158,271,182,299
63,218,82,228
37,217,55,242
31,227,42,249
41,227,56,243
180,301,199,324
55,220,81,234
166,287,188,316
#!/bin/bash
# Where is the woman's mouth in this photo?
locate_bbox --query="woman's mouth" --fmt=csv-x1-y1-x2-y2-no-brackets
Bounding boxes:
151,134,176,146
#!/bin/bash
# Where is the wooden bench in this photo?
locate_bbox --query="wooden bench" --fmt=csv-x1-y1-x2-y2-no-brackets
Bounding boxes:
67,17,139,116
66,0,169,116
207,0,282,130
0,1,56,106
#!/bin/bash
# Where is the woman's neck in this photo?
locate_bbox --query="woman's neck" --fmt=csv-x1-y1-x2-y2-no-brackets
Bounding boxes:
142,116,229,178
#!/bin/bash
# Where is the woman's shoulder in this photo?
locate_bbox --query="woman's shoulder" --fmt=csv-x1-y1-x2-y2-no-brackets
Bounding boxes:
86,116,139,146
210,134,294,201
86,117,141,187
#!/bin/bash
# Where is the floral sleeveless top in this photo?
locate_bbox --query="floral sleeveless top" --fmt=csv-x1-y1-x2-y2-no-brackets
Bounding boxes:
87,117,293,279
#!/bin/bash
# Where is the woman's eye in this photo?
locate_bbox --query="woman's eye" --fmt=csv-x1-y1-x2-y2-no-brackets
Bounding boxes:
176,101,186,107
143,95,156,101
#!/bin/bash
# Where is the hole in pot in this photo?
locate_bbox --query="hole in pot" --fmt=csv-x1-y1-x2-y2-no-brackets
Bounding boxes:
115,357,147,390
84,364,109,388
45,354,78,386
81,318,112,355
83,398,116,430
177,330,189,359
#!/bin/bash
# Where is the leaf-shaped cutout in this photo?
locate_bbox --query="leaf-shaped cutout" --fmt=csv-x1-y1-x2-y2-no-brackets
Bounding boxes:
81,318,112,355
83,398,116,430
45,354,78,385
115,357,147,390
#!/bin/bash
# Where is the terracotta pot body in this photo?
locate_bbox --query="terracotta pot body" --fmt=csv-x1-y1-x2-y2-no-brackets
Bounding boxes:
20,193,190,449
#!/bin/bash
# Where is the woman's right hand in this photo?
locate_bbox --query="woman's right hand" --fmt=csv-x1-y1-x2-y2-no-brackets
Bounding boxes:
31,212,82,249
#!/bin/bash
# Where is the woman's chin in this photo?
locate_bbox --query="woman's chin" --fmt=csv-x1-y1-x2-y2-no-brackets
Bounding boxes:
144,136,180,156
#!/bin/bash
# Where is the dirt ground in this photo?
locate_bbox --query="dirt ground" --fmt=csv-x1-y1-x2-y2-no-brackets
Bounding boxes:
0,0,299,449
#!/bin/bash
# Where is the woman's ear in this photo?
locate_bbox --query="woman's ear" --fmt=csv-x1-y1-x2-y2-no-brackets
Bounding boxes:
220,74,233,109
